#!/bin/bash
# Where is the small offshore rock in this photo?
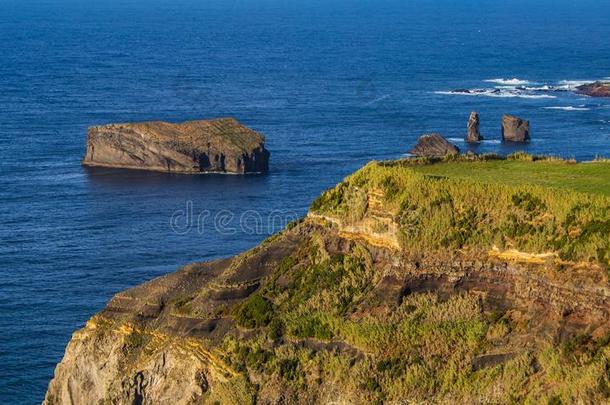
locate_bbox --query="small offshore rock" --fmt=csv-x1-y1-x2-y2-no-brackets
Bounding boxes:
575,81,610,97
501,114,530,142
410,133,460,157
466,112,482,143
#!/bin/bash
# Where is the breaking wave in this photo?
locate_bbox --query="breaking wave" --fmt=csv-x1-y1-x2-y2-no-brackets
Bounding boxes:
436,78,605,100
435,89,556,99
447,137,502,144
484,78,530,85
543,106,590,111
557,80,595,89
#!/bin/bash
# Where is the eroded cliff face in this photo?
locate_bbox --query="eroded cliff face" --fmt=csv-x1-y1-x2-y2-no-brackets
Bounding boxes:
82,118,270,174
44,220,610,404
45,318,233,405
46,159,610,404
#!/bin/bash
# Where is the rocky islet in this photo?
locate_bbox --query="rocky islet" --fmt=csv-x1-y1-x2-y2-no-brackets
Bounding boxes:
82,118,270,174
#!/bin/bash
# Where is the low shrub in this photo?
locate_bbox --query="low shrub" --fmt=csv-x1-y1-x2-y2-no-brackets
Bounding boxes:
235,294,273,329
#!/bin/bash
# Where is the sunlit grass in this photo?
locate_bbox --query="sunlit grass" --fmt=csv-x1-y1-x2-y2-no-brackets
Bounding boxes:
408,159,610,197
311,155,610,268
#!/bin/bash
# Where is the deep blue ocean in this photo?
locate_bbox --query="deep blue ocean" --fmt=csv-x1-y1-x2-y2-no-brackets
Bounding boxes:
1,0,610,402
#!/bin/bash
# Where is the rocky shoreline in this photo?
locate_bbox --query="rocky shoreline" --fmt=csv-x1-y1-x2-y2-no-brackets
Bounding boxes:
444,80,610,99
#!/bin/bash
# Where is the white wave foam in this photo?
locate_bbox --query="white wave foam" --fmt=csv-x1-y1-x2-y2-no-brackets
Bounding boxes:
484,78,530,86
523,85,556,91
556,80,593,90
543,106,590,111
558,80,591,85
435,90,556,99
436,78,608,100
447,138,501,144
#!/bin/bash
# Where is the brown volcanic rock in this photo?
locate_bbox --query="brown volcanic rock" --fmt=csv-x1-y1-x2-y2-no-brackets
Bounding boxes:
576,81,610,97
466,111,482,143
501,114,530,142
82,118,270,174
409,133,459,157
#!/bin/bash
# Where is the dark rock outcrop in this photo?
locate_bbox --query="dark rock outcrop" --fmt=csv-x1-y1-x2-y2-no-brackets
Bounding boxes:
576,81,610,97
82,118,270,174
466,112,482,143
409,133,459,157
501,114,530,142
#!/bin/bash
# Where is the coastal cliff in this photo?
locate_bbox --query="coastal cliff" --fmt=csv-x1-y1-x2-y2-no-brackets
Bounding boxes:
82,118,270,174
46,155,610,404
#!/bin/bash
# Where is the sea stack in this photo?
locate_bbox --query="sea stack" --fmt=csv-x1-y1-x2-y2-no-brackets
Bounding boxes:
501,115,530,142
465,112,482,143
82,118,270,174
410,133,459,157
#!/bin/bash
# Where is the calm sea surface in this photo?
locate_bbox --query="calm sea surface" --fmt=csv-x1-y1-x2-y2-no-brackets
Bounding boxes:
1,0,610,402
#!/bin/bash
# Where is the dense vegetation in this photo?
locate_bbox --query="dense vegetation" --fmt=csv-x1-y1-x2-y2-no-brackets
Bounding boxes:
222,233,610,404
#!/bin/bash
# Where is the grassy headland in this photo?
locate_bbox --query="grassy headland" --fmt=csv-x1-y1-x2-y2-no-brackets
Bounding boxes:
408,155,610,197
47,154,610,404
311,154,610,269
219,154,610,403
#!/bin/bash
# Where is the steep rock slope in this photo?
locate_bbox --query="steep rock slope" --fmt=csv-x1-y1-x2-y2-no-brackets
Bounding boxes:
46,156,610,404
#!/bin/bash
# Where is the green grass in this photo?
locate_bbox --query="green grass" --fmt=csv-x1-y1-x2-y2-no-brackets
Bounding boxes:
225,275,610,403
407,159,610,197
311,156,610,267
